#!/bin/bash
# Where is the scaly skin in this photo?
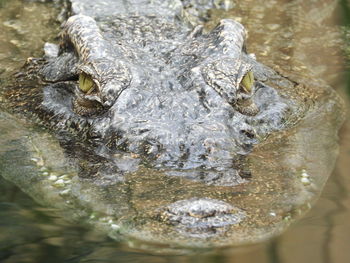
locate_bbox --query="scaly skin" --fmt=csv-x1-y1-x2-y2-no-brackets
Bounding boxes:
36,12,298,173
1,0,344,246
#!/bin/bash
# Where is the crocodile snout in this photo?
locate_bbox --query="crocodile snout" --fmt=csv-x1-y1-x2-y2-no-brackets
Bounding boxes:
158,198,245,236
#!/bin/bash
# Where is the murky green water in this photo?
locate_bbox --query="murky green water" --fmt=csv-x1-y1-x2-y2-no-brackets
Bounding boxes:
0,0,349,262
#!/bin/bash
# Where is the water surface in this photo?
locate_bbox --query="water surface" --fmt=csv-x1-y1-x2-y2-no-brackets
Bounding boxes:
0,0,349,262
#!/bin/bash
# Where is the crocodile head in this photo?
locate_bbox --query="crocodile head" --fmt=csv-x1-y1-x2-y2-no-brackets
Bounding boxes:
3,6,344,249
61,16,258,116
38,14,294,176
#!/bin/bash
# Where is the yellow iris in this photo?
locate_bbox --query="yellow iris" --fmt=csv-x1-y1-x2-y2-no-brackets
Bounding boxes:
79,73,95,94
240,71,254,93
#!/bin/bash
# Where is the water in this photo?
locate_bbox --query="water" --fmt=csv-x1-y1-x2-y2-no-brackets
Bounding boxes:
0,0,349,262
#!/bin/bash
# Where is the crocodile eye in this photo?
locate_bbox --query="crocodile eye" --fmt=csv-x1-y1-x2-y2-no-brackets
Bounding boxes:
240,71,254,93
79,72,95,94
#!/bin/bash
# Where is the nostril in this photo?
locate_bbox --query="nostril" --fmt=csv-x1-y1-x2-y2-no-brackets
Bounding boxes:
158,198,246,230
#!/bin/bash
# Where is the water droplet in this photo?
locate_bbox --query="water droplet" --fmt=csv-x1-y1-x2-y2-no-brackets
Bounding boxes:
59,189,70,196
48,175,58,181
111,224,120,230
53,179,65,187
301,177,311,185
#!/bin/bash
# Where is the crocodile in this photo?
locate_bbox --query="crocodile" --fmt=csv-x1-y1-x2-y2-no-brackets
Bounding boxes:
0,0,345,251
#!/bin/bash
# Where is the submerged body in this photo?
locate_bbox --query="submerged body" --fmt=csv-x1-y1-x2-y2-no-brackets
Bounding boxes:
0,0,344,249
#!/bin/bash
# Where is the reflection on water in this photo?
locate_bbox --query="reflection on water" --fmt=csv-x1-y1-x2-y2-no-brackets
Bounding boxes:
0,0,349,262
0,0,60,77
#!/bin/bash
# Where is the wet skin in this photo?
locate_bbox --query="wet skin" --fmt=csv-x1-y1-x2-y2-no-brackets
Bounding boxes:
3,0,342,240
